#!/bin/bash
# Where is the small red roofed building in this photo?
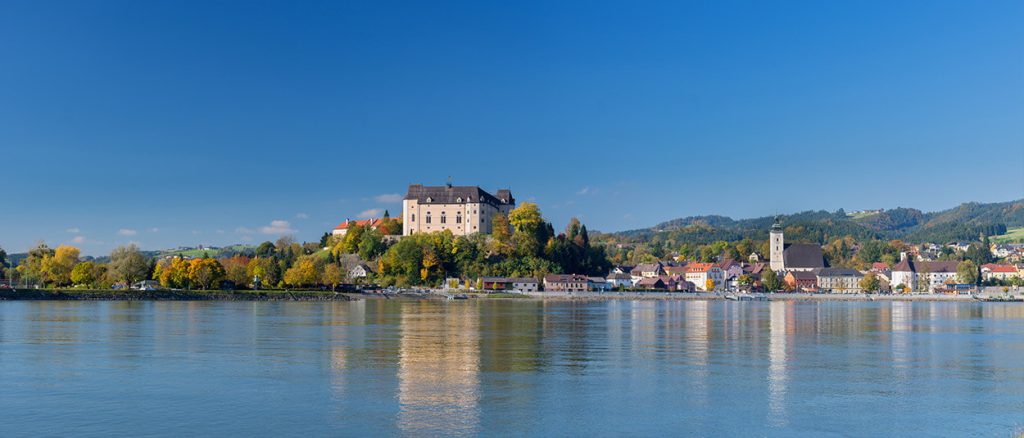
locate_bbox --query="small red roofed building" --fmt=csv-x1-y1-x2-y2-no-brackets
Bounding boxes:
685,263,725,291
332,218,382,237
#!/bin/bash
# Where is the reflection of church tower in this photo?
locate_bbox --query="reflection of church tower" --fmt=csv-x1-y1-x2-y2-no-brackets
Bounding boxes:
770,218,785,271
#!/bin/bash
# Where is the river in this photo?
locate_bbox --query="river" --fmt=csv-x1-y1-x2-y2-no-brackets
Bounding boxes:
1,300,1021,436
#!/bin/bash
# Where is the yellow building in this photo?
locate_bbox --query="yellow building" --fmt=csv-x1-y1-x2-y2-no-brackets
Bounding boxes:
402,183,514,236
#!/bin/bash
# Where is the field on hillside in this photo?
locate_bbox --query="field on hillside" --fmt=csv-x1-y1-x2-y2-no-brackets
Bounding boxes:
993,227,1024,243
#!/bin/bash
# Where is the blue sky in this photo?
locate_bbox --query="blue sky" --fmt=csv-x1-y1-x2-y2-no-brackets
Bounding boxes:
1,0,1022,255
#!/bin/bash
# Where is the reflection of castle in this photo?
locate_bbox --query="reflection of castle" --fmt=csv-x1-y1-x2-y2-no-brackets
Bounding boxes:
397,303,480,435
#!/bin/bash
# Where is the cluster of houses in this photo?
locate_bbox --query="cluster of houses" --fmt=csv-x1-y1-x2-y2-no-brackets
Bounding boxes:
452,221,1024,294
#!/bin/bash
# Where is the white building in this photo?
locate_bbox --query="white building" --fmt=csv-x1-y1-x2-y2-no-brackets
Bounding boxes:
402,183,514,236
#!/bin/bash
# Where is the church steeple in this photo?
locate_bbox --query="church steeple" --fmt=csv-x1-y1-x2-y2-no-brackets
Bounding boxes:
769,217,785,272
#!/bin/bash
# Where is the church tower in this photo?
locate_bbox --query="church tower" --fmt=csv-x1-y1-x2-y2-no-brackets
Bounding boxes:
769,218,785,271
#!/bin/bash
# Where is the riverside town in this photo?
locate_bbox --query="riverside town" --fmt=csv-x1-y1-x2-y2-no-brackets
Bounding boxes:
2,182,1022,302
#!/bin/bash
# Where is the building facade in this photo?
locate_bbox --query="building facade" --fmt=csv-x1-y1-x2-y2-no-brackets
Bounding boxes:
402,184,515,236
816,268,864,293
543,274,589,292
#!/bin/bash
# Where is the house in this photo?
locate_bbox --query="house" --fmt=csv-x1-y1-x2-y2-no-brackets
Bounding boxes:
606,273,633,289
402,183,515,236
543,274,589,292
610,265,634,275
716,259,744,289
816,268,864,294
511,278,539,292
635,277,668,291
981,264,1020,282
684,263,725,291
588,277,612,292
769,219,826,272
784,271,817,291
891,256,960,292
663,264,689,277
630,263,665,283
348,263,374,279
992,244,1016,259
332,218,383,236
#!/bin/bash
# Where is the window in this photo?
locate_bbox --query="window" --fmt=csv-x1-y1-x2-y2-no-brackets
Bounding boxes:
411,214,415,222
456,213,462,223
426,213,431,224
441,212,446,224
426,197,432,202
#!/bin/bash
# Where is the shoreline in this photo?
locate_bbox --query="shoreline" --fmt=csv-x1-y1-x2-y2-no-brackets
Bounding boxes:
0,289,359,302
1,288,1020,303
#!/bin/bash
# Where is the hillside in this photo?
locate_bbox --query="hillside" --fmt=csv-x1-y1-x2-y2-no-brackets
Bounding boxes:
611,199,1023,245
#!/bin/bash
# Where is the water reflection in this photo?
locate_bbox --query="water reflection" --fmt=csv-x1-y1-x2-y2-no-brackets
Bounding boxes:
397,302,480,436
767,301,788,427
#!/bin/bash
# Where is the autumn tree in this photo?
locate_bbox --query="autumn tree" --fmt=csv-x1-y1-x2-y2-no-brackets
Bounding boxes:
188,257,226,290
490,213,513,256
705,279,716,292
860,273,880,293
44,245,80,286
71,261,98,287
247,256,280,288
284,255,321,287
321,263,345,291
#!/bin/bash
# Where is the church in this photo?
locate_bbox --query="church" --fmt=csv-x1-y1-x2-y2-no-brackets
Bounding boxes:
769,219,826,272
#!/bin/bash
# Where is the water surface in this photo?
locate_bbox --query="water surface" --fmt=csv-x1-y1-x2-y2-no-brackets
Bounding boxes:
1,300,1022,436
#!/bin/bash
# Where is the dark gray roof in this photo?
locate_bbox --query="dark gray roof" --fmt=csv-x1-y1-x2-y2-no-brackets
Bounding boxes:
783,243,825,269
405,184,514,208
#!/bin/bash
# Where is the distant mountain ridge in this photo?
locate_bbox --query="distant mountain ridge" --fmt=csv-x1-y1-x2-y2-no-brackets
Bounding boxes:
614,199,1024,244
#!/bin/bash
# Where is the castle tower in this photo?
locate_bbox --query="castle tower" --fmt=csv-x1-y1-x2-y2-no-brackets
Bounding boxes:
769,218,785,271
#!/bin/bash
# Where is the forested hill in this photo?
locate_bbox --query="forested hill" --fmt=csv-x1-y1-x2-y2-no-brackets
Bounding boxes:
610,200,1024,245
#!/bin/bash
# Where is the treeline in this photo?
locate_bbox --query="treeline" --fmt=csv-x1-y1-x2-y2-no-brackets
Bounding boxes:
1,202,609,290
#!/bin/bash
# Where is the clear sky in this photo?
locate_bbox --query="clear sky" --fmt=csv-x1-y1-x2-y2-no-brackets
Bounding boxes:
1,0,1022,256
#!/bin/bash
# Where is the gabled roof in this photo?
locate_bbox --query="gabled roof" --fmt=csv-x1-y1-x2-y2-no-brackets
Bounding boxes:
786,271,817,280
334,218,381,231
981,264,1017,273
783,244,825,269
544,274,589,283
686,262,717,273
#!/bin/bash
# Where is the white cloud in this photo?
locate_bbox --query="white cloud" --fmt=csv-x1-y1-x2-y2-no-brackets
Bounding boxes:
71,235,86,244
149,227,160,233
577,186,599,196
192,230,201,235
358,208,383,219
65,227,80,233
117,229,138,236
374,193,403,203
235,227,254,234
259,220,296,235
296,212,310,219
216,229,225,234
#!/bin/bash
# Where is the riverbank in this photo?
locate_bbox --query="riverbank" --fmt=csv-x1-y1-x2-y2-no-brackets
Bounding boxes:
0,288,359,301
508,291,1006,302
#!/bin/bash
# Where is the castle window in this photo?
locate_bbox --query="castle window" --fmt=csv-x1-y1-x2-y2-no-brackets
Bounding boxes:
426,213,431,224
441,212,446,224
426,197,432,203
456,212,462,223
456,197,462,203
411,214,415,222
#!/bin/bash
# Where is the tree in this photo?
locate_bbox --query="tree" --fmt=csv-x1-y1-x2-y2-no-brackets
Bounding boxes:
705,278,715,292
762,269,782,292
109,244,150,286
490,214,513,256
358,228,385,260
284,255,321,287
957,260,979,285
860,273,880,293
18,242,54,286
188,258,226,290
321,263,345,291
255,241,276,258
220,255,252,288
44,245,80,286
247,256,280,289
71,261,97,287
